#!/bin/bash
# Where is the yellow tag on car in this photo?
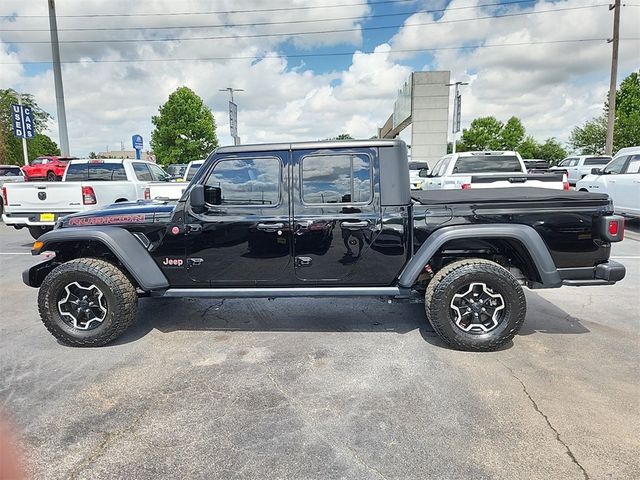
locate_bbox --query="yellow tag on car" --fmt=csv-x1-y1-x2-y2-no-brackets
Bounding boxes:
40,213,55,222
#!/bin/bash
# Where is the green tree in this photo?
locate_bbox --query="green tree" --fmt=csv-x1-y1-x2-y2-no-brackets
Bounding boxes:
570,72,640,154
458,116,504,151
150,86,218,165
88,151,98,159
613,72,640,150
500,117,526,150
517,136,539,159
334,133,354,140
0,89,53,165
569,115,607,154
28,134,60,161
536,137,567,165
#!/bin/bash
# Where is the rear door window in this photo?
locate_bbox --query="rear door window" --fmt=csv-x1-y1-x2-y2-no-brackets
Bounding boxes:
301,153,372,204
453,155,522,174
65,162,127,181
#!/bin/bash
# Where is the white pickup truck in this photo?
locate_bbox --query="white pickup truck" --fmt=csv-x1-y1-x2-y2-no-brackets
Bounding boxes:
550,155,612,186
1,158,171,238
421,151,567,191
576,147,640,218
147,159,205,200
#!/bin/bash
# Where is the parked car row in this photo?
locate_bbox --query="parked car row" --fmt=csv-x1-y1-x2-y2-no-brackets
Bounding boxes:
1,158,172,239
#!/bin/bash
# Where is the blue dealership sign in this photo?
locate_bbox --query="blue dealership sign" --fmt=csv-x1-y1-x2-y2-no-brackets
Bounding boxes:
132,134,143,159
11,104,35,139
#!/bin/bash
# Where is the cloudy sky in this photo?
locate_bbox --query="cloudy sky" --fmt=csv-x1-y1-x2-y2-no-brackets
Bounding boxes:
0,0,638,156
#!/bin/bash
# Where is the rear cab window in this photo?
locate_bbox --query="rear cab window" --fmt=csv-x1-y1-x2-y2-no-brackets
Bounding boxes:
0,167,22,176
65,162,127,181
584,157,611,166
452,155,522,174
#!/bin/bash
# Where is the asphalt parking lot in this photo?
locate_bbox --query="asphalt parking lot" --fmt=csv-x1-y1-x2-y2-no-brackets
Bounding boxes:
1,223,638,480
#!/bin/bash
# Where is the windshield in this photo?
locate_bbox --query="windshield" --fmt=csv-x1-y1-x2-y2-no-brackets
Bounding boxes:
453,155,522,174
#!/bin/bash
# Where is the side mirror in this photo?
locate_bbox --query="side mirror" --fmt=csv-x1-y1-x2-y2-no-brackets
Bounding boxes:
418,168,430,178
204,186,222,205
190,184,206,213
591,168,602,175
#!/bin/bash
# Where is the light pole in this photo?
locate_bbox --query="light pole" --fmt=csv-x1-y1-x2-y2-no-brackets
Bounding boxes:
446,81,468,154
48,0,70,156
219,87,244,145
605,0,621,155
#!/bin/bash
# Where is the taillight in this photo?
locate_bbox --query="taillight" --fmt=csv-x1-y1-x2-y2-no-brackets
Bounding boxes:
1,186,7,206
602,215,624,242
144,187,150,200
563,174,570,190
82,186,96,205
461,183,471,190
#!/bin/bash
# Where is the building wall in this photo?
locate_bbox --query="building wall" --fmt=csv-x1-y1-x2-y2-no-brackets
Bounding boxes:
410,71,450,167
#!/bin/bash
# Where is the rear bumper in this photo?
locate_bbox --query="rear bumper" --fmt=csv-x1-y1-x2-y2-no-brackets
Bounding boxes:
2,212,74,226
559,260,626,286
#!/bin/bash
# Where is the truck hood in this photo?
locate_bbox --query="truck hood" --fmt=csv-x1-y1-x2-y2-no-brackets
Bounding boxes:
58,201,175,228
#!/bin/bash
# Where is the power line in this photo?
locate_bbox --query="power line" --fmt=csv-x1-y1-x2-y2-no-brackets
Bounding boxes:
0,0,547,32
0,0,486,18
1,4,608,44
3,38,638,65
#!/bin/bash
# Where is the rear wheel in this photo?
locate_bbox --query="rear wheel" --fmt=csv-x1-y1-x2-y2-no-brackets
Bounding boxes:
425,259,526,351
38,258,138,346
28,226,53,240
46,171,57,181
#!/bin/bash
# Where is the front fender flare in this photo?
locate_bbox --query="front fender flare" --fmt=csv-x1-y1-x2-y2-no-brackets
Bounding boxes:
25,226,169,291
398,224,562,288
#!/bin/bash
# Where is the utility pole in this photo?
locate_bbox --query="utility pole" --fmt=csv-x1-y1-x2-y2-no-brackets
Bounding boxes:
605,0,621,156
219,87,244,145
17,93,29,166
446,81,468,154
48,0,70,156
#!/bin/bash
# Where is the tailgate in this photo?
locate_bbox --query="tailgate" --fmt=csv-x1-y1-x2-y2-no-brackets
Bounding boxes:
4,182,83,212
470,173,565,190
148,182,187,200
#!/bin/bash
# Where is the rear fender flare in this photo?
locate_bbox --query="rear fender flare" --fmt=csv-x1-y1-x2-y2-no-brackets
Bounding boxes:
26,226,169,292
398,224,561,288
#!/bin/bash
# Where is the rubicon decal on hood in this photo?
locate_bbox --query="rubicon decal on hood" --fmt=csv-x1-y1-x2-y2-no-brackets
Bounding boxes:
68,214,147,226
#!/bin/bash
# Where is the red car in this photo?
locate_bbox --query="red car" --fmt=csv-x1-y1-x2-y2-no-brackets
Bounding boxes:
21,156,76,182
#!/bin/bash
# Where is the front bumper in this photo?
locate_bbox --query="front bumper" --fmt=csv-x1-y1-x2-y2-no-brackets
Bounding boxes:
559,260,626,286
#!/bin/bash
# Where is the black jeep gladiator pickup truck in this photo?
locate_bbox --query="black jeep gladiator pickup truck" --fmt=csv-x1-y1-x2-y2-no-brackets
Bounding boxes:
24,140,626,351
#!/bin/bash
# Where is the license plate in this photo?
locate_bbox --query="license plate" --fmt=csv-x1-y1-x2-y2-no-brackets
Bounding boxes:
40,213,55,222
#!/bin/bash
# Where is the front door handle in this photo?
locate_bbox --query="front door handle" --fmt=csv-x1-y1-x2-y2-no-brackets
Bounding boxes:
256,222,284,231
340,220,369,230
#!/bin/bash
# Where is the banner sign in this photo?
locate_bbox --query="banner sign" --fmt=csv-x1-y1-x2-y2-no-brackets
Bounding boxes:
229,101,238,138
11,104,35,139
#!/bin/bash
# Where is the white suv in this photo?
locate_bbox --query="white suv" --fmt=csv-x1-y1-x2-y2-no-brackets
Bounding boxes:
550,155,611,186
576,147,640,218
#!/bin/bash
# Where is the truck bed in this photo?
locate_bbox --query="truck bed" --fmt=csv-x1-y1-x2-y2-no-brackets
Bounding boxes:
412,187,609,207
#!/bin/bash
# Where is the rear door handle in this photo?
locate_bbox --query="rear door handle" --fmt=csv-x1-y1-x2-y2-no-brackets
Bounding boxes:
340,220,369,230
257,222,284,231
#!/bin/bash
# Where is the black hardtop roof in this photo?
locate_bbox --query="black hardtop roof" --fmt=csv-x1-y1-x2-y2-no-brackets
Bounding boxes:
216,139,405,154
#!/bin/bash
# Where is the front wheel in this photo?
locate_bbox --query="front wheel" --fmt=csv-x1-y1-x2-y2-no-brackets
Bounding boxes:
425,259,526,351
38,258,138,346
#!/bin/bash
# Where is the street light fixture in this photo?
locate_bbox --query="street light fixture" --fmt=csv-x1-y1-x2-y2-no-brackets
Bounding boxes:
446,81,469,154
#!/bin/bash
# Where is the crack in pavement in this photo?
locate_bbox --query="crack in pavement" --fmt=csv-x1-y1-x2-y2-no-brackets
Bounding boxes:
499,361,589,480
267,372,389,480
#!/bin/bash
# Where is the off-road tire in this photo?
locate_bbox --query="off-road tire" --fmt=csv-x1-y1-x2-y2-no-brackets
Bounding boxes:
46,171,57,181
28,226,53,240
424,258,526,351
38,258,138,346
